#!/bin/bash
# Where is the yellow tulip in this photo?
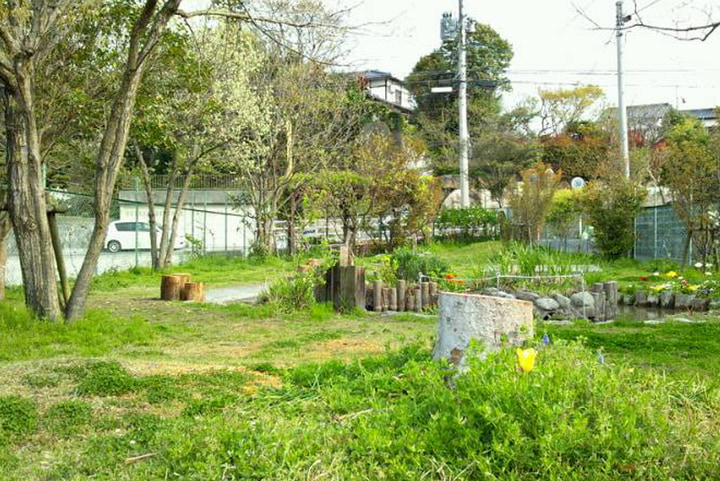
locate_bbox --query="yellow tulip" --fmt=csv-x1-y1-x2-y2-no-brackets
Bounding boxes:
516,348,537,373
666,271,678,278
688,285,700,292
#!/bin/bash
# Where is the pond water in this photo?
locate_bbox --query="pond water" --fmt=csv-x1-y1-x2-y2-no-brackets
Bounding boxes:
617,304,689,321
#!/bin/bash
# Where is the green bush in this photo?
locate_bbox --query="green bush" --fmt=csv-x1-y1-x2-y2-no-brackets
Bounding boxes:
580,175,646,259
76,361,138,397
45,400,93,436
266,270,320,312
391,247,450,281
0,396,38,441
434,206,499,241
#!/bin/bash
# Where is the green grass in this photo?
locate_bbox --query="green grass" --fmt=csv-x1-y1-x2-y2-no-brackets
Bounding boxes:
4,243,720,479
90,254,293,291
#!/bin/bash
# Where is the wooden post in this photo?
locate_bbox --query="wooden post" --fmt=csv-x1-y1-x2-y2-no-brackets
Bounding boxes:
365,284,374,310
181,282,205,302
421,282,430,310
47,212,70,306
382,287,390,311
414,287,422,312
407,288,415,311
389,287,397,311
429,282,438,306
373,280,383,312
603,281,618,320
396,280,406,312
591,283,606,321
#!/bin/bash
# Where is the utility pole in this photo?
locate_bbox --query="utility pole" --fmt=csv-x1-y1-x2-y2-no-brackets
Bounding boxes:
458,0,470,207
616,0,630,178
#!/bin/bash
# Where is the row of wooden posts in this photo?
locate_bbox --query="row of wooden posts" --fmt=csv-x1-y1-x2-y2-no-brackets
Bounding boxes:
160,273,205,302
366,279,439,312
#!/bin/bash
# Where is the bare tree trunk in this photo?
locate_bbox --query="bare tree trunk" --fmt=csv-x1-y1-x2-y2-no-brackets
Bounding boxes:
162,170,193,268
135,142,160,270
0,213,11,301
66,0,182,321
3,82,62,320
157,153,179,267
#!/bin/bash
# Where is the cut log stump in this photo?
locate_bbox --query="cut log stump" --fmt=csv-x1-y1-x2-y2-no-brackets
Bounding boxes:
161,274,191,301
181,282,205,302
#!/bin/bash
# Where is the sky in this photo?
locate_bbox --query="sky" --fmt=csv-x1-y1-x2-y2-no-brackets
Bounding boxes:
340,0,720,112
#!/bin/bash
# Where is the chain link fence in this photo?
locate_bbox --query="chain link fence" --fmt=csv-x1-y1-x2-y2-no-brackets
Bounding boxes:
5,183,255,286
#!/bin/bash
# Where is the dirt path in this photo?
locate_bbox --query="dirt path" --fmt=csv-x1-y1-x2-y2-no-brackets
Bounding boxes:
205,283,269,304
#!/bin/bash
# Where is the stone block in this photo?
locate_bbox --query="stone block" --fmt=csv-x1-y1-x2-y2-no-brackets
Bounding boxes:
690,297,710,311
635,291,648,307
675,293,693,310
659,291,675,309
434,293,534,368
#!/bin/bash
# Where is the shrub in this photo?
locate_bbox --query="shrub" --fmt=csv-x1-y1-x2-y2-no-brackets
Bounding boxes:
76,361,137,397
266,270,321,312
510,162,562,243
580,174,646,259
391,247,449,281
434,206,499,241
0,396,38,441
45,400,93,436
546,188,583,242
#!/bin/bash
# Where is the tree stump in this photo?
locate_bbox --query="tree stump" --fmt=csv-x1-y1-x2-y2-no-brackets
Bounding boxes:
414,287,422,312
434,292,534,368
181,282,205,302
421,282,430,309
389,287,398,311
161,274,190,301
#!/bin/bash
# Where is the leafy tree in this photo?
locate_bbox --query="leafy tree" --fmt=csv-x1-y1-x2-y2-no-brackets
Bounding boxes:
660,115,720,264
580,171,647,259
541,121,613,180
538,86,604,136
509,162,562,243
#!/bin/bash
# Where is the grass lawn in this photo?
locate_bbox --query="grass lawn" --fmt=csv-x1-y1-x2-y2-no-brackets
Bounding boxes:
2,241,720,479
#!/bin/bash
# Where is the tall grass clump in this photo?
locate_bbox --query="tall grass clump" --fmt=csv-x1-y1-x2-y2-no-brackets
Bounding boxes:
88,343,720,480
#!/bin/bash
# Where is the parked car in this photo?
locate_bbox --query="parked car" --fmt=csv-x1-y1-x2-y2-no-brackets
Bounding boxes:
104,221,186,253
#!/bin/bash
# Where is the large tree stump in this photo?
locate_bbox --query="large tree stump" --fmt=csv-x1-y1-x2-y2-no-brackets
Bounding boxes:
161,274,191,301
181,282,205,302
434,292,534,368
414,287,422,312
421,282,430,309
316,265,366,311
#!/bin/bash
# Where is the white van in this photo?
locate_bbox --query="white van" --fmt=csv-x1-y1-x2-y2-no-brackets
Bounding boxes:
104,221,186,253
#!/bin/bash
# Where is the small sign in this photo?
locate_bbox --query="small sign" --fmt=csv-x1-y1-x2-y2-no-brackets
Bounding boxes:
571,177,585,190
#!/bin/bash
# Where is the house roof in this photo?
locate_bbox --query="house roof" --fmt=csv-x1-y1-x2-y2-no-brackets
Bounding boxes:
681,108,717,121
356,69,403,84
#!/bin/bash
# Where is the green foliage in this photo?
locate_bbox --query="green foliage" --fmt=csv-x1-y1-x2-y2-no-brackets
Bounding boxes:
510,162,562,242
546,188,583,239
0,396,38,441
76,362,138,397
580,174,647,259
0,302,155,362
266,270,321,313
434,206,499,241
45,400,93,436
391,247,450,281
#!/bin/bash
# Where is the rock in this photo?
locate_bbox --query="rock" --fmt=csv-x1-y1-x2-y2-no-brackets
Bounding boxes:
674,293,693,310
482,288,515,300
659,291,675,309
690,297,710,311
590,291,606,321
552,293,571,309
622,294,635,306
514,290,540,302
635,291,648,307
570,292,594,309
646,295,659,307
535,297,560,312
709,300,720,311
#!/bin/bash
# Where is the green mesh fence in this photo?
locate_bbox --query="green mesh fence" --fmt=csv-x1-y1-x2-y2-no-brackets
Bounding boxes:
634,205,689,264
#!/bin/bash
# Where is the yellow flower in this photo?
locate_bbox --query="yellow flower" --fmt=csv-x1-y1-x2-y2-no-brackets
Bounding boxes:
688,284,700,292
666,271,678,278
516,348,537,373
650,285,666,292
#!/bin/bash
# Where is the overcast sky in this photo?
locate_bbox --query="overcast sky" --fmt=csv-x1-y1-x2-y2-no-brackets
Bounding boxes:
341,0,720,112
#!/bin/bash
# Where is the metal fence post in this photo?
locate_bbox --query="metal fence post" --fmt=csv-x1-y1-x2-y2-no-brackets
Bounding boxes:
653,205,658,259
224,191,228,255
203,193,207,255
191,190,195,242
134,178,139,268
